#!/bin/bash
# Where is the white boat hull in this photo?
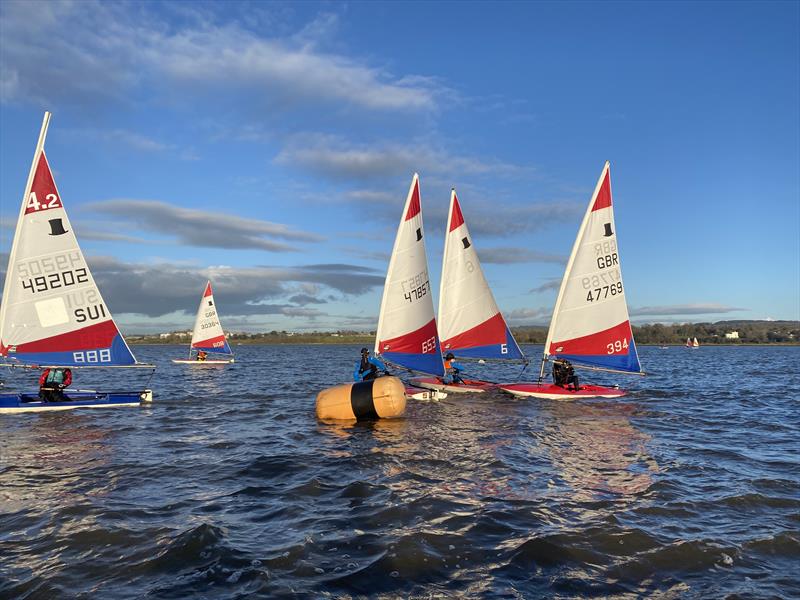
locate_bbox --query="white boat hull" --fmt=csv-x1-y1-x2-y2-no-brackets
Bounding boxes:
171,358,234,365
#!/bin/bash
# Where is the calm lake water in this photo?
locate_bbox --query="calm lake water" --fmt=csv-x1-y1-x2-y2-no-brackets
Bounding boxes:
1,344,798,599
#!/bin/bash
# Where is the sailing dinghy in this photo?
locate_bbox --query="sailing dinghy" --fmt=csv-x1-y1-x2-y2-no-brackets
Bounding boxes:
375,174,446,389
500,162,645,400
0,112,154,413
171,281,234,365
412,189,524,394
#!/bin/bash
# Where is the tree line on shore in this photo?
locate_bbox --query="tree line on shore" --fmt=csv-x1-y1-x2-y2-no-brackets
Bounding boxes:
129,320,798,345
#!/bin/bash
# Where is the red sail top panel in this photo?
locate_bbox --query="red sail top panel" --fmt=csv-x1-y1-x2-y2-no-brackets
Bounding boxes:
405,178,421,221
449,192,465,231
25,152,63,215
591,168,612,212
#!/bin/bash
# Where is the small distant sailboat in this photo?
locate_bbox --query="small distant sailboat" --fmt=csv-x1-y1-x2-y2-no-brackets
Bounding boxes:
692,337,700,348
375,174,445,379
413,189,523,394
685,337,692,348
171,281,234,365
500,162,645,400
0,112,154,413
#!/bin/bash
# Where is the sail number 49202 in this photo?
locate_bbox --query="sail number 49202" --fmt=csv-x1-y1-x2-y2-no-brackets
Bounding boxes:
607,338,628,354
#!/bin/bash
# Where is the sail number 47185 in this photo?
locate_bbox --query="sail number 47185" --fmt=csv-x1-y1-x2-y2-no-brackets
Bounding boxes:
607,338,628,354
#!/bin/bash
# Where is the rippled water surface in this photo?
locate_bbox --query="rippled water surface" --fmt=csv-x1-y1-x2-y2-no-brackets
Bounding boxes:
1,345,798,599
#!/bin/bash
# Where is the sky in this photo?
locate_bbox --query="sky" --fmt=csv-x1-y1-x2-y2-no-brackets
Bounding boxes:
0,0,798,334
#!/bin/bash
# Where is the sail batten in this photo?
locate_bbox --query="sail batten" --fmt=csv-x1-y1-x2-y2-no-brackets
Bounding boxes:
438,190,523,361
541,162,642,376
375,175,444,376
0,113,138,368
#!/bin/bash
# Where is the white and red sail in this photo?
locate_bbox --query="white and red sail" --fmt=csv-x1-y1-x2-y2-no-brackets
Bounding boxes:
0,113,137,367
375,174,444,376
438,189,523,360
190,281,232,356
542,162,642,374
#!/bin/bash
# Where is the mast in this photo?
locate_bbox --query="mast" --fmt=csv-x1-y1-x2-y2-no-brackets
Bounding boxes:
0,112,51,347
538,161,611,381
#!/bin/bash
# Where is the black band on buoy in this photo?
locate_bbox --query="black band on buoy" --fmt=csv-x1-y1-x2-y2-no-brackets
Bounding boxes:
350,380,378,419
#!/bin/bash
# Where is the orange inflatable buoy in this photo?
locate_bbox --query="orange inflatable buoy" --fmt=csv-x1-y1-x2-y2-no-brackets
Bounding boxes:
316,376,406,421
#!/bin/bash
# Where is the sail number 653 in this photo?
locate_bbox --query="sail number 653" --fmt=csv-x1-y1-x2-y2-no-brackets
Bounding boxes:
421,336,436,353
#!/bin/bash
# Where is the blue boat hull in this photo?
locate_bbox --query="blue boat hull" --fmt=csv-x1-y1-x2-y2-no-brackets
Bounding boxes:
0,390,152,413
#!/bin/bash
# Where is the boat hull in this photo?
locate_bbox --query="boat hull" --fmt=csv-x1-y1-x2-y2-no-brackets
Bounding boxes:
410,376,494,393
404,386,448,401
0,390,152,413
498,383,626,400
171,358,234,365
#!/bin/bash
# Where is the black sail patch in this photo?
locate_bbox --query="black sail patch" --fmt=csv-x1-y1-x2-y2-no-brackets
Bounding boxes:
462,237,471,249
48,218,68,236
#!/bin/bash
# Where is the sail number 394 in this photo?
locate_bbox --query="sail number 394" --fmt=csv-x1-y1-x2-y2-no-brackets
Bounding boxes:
607,338,629,354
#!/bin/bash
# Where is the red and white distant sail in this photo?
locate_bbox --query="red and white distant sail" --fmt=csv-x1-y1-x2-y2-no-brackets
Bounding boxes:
190,281,232,357
0,112,137,367
375,174,444,376
438,189,523,361
541,162,642,374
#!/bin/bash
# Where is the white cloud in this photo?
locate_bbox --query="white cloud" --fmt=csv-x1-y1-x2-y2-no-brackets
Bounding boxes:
0,1,446,113
275,133,531,181
629,303,748,317
85,199,322,252
478,247,566,265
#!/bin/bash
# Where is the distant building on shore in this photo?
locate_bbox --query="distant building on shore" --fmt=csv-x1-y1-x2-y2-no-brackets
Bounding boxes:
725,331,739,339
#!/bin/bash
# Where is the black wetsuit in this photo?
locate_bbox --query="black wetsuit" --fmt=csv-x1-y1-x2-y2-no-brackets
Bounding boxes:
553,361,579,390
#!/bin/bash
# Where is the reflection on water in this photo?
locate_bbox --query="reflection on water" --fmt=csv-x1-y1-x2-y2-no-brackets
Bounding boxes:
541,401,659,501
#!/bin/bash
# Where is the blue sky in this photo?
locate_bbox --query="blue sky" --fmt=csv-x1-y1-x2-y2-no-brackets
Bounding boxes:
1,0,798,333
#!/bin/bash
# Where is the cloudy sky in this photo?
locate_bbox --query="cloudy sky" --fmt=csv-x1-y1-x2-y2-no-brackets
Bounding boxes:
1,1,797,334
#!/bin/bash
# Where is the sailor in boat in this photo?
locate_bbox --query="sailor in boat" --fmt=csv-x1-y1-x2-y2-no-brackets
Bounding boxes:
38,367,72,402
196,351,208,362
552,359,580,391
353,348,388,382
443,352,465,384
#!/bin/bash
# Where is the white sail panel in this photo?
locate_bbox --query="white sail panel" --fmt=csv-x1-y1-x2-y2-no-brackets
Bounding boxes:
438,190,523,360
0,141,136,366
375,174,444,376
190,281,232,355
544,162,641,373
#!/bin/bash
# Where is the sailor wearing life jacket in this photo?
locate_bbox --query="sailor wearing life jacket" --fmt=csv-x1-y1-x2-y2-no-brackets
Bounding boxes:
443,352,465,384
38,367,72,402
552,358,580,391
353,348,388,382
